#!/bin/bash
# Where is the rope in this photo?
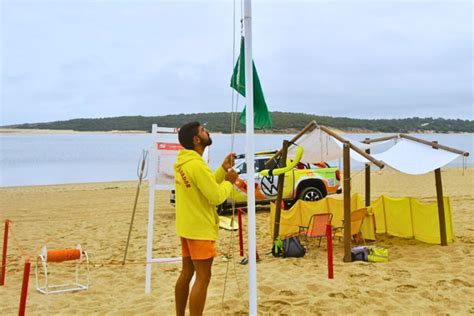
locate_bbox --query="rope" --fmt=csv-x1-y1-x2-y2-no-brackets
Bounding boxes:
348,163,371,181
230,0,237,140
3,221,177,269
4,221,149,270
7,222,34,262
319,130,323,162
5,211,152,223
462,156,466,176
221,0,244,310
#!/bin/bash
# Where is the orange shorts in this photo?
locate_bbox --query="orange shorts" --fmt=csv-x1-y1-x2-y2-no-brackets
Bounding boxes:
180,237,217,260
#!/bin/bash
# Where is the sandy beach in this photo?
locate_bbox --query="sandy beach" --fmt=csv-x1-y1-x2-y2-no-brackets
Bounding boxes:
1,168,473,315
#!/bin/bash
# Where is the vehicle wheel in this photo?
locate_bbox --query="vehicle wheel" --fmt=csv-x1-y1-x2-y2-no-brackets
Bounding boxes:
298,186,324,201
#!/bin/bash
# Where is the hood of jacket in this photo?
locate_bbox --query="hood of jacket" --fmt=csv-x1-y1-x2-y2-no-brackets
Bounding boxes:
174,149,202,169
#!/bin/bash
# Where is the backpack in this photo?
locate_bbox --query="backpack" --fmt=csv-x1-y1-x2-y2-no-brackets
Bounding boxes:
368,246,389,263
351,246,369,261
282,236,306,258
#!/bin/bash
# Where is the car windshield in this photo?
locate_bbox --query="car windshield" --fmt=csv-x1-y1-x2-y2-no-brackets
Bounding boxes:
234,159,248,174
234,157,277,175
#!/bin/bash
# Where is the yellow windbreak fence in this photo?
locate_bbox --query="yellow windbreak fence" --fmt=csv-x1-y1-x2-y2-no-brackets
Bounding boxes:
270,194,371,239
371,195,454,244
270,194,454,244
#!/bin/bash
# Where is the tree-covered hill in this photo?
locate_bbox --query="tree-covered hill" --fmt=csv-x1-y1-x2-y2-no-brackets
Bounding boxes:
5,112,474,133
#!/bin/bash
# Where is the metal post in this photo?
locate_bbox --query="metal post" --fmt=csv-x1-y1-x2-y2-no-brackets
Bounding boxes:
145,127,157,293
243,0,257,313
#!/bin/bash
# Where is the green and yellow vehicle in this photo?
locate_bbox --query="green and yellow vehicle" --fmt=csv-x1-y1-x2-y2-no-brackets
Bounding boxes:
222,151,342,211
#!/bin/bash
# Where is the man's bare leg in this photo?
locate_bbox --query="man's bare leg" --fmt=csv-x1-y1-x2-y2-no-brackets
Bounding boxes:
175,256,195,316
189,258,213,316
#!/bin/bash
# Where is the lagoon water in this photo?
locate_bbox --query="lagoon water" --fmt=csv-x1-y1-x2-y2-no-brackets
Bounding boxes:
0,133,472,187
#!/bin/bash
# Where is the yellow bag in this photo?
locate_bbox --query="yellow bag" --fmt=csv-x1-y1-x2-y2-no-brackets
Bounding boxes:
368,247,388,263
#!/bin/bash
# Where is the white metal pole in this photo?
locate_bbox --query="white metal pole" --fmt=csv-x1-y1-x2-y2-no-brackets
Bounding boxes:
145,124,157,293
243,1,257,314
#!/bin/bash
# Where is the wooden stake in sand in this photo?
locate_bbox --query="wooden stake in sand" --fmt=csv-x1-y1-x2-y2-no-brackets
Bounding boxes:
18,259,31,316
1,219,11,286
238,208,244,257
326,224,334,279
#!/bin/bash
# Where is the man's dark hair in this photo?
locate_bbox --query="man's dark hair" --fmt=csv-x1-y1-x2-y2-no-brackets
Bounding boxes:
178,121,201,150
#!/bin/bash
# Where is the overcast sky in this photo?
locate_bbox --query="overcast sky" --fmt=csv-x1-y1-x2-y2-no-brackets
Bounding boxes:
1,0,472,125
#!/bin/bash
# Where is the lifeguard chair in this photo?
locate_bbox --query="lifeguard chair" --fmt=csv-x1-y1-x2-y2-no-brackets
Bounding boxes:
35,244,90,294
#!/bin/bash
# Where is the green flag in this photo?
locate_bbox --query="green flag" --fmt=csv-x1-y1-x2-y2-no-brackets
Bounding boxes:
230,37,272,129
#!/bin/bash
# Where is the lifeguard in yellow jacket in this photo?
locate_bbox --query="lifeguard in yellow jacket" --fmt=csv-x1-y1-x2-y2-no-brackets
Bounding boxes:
174,121,238,316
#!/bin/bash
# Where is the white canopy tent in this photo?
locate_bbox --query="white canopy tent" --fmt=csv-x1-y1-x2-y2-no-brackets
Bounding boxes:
355,137,463,175
287,126,390,165
288,126,467,176
275,121,469,262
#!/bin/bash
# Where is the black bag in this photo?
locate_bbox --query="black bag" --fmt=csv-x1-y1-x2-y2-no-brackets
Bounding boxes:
282,236,306,258
351,246,369,261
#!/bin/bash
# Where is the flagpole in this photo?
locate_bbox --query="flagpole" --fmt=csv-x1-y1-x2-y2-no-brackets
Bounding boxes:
243,0,257,314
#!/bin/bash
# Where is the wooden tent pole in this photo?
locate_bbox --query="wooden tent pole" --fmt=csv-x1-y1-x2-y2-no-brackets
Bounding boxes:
435,168,448,246
287,120,317,144
361,135,398,144
343,142,352,262
400,134,469,156
319,126,384,168
431,140,448,246
365,141,371,207
272,140,289,240
265,121,317,167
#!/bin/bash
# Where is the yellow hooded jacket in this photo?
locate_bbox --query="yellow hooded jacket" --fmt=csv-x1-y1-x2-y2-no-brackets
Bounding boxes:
174,149,233,241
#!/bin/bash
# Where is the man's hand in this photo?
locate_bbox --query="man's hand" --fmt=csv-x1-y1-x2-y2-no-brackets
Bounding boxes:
222,153,236,171
225,169,238,184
